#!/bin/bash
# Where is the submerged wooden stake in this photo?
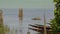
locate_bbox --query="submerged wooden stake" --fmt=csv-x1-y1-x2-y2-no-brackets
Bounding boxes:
19,8,23,20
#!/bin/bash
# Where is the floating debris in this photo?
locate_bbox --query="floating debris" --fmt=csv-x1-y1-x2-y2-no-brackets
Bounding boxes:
32,17,41,20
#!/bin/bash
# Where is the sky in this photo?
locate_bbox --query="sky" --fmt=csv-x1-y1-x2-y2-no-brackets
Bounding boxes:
0,0,54,9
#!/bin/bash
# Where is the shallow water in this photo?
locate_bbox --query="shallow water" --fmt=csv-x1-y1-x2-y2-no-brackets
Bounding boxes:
2,8,54,34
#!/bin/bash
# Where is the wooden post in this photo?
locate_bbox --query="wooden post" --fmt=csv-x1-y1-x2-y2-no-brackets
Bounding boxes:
44,12,46,34
19,8,23,20
18,8,23,34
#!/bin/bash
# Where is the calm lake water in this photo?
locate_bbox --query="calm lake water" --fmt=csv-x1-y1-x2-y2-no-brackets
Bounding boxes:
2,8,54,34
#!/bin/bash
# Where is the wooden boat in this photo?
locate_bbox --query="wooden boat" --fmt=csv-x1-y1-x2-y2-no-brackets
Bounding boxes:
29,24,51,30
28,24,53,34
32,17,41,20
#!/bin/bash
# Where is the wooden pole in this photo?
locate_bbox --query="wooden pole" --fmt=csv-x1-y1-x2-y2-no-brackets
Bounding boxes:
44,12,46,34
19,8,23,20
18,8,23,24
18,8,23,34
19,8,23,26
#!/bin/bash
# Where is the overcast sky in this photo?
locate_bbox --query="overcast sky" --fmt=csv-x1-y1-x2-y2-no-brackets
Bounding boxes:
0,0,54,8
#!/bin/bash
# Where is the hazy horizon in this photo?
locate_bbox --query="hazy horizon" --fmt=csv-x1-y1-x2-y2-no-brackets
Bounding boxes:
0,0,53,8
2,8,54,25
